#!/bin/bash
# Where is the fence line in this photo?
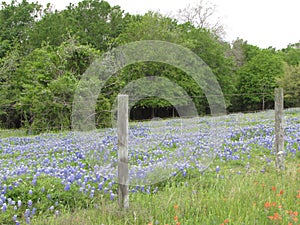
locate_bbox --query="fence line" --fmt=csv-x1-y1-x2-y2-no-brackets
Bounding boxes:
0,90,298,134
0,91,299,108
0,91,298,107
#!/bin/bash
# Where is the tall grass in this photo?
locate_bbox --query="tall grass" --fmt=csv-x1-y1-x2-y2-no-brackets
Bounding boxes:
30,159,299,225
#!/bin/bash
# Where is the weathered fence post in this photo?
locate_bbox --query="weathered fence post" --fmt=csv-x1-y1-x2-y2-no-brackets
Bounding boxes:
274,88,284,171
117,94,129,209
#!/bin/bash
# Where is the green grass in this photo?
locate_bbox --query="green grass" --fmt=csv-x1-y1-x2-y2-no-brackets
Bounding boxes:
28,159,299,225
0,129,28,138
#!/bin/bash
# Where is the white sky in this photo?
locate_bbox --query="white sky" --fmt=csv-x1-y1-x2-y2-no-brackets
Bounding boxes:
27,0,300,49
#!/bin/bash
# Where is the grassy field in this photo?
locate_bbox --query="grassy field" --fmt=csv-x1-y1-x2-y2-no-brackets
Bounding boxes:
0,109,299,225
31,161,299,225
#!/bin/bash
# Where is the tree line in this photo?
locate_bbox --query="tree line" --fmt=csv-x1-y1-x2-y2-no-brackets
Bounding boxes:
1,0,300,133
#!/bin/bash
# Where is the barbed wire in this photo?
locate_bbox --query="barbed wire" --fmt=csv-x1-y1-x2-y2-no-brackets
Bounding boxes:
1,90,299,134
0,108,297,135
1,91,299,108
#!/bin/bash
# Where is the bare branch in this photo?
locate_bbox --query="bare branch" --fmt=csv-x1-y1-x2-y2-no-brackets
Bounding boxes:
177,0,225,37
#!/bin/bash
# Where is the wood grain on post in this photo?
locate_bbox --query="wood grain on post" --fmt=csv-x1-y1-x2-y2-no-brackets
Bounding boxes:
274,88,284,171
117,95,129,209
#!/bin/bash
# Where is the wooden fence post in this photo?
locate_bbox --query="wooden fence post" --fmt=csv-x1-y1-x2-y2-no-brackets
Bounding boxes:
117,94,129,209
274,88,284,171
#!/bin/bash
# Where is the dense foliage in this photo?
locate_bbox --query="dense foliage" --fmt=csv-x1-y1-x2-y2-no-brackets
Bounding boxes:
1,0,300,132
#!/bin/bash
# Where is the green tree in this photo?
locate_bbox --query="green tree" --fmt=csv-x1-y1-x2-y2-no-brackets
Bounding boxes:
28,0,130,51
113,12,197,116
0,48,23,128
229,38,261,68
0,0,42,56
277,63,300,107
114,13,235,115
228,39,262,111
237,50,284,111
5,38,100,133
280,45,300,66
26,6,72,49
180,22,235,110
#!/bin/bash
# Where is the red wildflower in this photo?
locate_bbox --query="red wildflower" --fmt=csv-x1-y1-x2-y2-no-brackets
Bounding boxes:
268,212,282,221
174,215,178,221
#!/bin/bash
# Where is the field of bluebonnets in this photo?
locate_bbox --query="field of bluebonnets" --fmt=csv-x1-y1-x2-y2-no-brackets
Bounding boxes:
0,109,300,225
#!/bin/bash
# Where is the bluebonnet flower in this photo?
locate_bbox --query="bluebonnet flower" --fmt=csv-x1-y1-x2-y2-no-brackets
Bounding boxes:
24,209,30,217
145,186,151,194
64,182,71,191
104,187,108,194
2,184,7,194
32,207,36,215
31,179,37,186
2,203,7,212
28,200,33,207
109,190,115,200
12,214,17,221
90,189,95,198
98,182,104,190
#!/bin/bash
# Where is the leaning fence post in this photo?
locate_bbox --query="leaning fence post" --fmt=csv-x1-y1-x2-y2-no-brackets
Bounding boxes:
274,88,284,171
117,94,129,209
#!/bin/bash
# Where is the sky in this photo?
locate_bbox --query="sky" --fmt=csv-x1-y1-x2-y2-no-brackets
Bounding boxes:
27,0,300,49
